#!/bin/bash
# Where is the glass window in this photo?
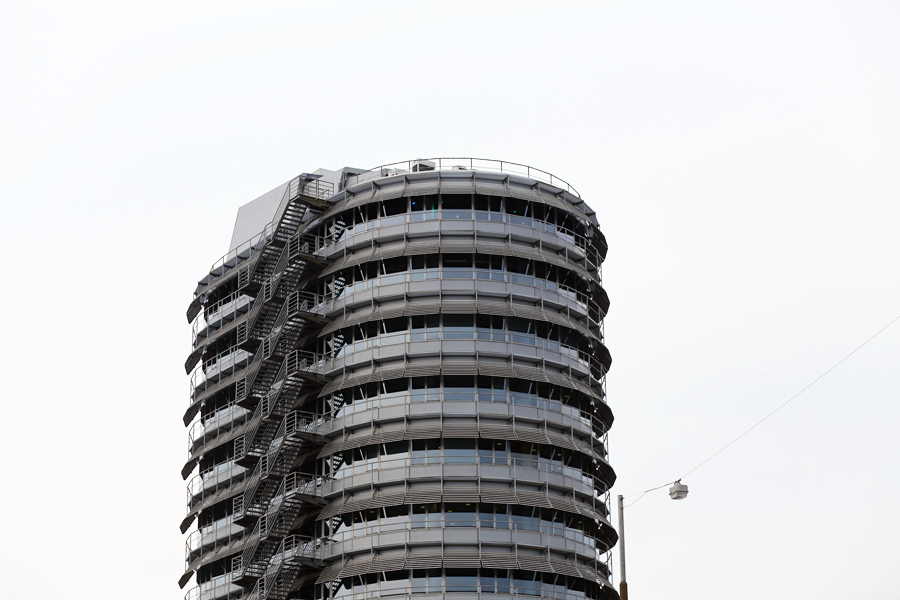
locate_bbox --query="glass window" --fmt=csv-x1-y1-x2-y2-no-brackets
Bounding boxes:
441,194,471,210
442,254,472,268
382,197,407,216
446,569,477,592
382,257,407,275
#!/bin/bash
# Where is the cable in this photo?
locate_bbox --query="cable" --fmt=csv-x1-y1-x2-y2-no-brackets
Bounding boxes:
622,311,900,506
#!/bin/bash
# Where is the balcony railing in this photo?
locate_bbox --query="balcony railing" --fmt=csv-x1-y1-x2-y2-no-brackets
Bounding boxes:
344,157,581,198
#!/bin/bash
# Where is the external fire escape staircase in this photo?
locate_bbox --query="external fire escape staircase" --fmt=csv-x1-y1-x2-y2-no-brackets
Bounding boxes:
243,535,324,600
183,177,332,428
181,177,334,591
226,224,333,593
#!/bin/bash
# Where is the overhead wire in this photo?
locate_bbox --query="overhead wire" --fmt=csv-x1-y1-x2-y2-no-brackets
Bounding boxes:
621,311,900,507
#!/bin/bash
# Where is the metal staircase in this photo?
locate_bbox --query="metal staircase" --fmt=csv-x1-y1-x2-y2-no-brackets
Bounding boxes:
233,470,325,585
243,535,323,600
235,410,322,522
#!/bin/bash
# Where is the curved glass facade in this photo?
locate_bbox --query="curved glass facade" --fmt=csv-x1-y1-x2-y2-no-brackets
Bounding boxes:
181,160,616,600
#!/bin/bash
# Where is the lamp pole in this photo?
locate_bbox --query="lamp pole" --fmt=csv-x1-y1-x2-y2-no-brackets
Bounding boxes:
617,494,628,600
616,480,688,600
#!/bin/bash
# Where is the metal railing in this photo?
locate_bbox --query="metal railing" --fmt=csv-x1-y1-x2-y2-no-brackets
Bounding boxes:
188,403,249,453
191,290,253,343
344,157,581,198
323,267,603,322
197,177,335,288
183,576,241,600
244,535,324,600
189,347,253,396
331,209,602,268
186,461,247,510
185,516,243,563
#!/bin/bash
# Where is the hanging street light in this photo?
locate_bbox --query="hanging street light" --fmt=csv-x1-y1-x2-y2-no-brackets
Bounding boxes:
616,480,689,600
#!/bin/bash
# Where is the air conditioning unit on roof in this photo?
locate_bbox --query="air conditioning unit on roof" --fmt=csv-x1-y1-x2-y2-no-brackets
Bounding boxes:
411,160,436,172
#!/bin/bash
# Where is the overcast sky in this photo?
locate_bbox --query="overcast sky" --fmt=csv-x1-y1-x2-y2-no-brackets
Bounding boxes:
1,2,898,599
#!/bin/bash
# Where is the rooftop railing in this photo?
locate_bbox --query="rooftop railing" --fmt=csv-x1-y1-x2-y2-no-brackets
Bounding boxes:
344,157,581,198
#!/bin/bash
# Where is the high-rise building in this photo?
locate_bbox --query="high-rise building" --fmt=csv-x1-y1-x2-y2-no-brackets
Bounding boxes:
180,158,616,600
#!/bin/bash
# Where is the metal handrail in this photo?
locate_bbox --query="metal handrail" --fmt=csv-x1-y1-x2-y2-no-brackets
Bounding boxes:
237,471,324,580
328,391,610,444
324,268,606,331
183,576,241,600
191,290,253,342
344,157,581,198
238,232,326,344
189,347,253,395
327,209,602,268
185,517,243,562
186,461,247,509
196,177,335,290
331,455,612,500
188,403,249,453
327,512,603,548
244,535,323,600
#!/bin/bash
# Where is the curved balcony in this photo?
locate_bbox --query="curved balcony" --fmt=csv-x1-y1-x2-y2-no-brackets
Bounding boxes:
323,209,604,277
324,460,611,508
188,403,250,454
325,504,609,551
184,575,242,600
185,515,244,565
187,461,247,511
189,347,253,398
191,290,253,344
320,267,607,332
323,336,608,393
324,389,611,445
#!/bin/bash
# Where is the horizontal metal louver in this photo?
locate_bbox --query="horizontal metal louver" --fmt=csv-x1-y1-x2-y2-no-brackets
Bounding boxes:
441,423,477,438
507,183,543,203
441,486,479,502
478,424,516,440
338,556,374,578
402,423,443,440
342,188,375,211
474,239,514,256
404,298,442,316
513,427,551,444
403,239,441,255
443,553,480,568
475,361,516,378
316,563,342,583
403,484,442,504
370,553,407,572
481,551,519,569
403,553,443,569
480,487,519,508
517,554,552,572
438,175,476,195
440,237,477,253
402,360,442,376
516,490,553,509
404,177,440,196
474,176,511,197
549,558,583,577
439,360,478,375
317,357,608,409
371,182,406,203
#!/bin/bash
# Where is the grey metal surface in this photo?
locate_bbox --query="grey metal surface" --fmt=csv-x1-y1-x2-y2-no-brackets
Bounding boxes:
182,161,616,600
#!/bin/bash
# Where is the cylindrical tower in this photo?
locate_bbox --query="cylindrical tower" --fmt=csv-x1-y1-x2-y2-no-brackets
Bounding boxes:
181,158,616,600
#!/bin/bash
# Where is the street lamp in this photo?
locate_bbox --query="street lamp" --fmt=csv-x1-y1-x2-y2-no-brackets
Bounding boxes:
616,480,688,600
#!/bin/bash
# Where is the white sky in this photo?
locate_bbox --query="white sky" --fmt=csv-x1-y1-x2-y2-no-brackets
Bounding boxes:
1,1,898,599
